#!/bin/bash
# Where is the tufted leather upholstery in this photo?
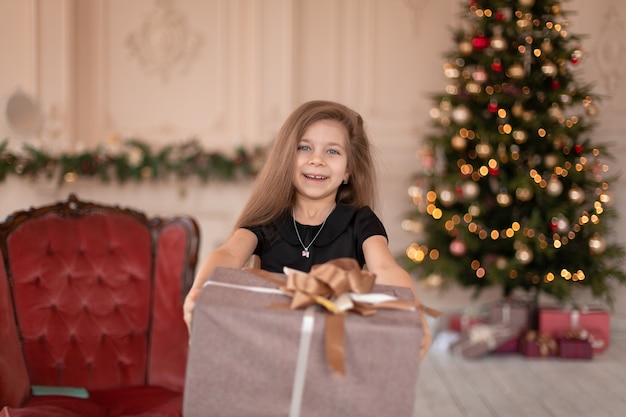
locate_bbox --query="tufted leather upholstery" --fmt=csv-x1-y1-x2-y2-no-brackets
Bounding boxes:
0,195,199,417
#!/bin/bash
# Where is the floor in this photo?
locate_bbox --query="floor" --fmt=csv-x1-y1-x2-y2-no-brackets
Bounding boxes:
413,337,625,417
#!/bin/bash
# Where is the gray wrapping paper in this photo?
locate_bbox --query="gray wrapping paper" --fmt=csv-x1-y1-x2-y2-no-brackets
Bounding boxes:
183,267,423,417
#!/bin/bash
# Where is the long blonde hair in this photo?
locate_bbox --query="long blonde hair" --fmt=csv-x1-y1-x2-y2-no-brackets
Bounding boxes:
235,100,377,229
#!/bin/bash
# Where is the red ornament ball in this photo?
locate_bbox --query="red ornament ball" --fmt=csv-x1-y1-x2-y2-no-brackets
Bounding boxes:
489,166,500,176
551,79,561,90
550,219,558,231
472,35,490,51
574,144,584,154
491,59,503,72
487,102,499,113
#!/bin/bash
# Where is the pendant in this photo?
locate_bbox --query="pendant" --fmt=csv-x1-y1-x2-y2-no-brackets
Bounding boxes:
302,249,310,258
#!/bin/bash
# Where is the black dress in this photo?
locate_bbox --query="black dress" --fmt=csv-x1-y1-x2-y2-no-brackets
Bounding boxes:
243,204,387,273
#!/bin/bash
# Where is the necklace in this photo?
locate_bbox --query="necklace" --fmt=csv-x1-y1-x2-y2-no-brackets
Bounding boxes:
292,205,335,258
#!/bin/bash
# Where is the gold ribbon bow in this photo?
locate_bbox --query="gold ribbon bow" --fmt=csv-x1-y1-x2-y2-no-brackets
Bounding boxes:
525,330,558,357
564,328,589,341
247,258,437,376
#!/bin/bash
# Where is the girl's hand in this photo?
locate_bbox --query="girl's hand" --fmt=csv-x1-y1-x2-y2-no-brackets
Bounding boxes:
183,288,202,333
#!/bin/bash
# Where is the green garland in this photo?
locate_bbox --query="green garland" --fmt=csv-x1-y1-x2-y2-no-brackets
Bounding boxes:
0,138,266,185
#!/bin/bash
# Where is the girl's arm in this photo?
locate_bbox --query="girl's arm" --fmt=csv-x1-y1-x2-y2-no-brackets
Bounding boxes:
183,227,258,329
362,235,418,298
362,234,431,360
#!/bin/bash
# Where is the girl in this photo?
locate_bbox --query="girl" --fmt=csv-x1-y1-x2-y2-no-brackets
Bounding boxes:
184,100,430,358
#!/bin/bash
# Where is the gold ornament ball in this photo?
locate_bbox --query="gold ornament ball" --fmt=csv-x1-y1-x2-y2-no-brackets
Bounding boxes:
544,154,559,168
466,82,482,94
443,63,460,79
560,94,572,105
429,106,441,120
495,256,508,269
491,35,507,51
451,134,467,151
440,99,452,112
506,63,526,80
515,186,534,202
476,142,493,159
552,4,561,14
496,191,513,207
512,130,528,144
568,185,586,204
462,181,480,200
64,172,78,183
515,245,534,265
424,273,444,289
522,110,535,121
437,184,457,207
541,61,558,77
589,233,607,255
459,41,473,56
452,105,472,124
546,177,563,197
512,102,524,117
541,39,553,54
585,103,599,116
548,104,563,120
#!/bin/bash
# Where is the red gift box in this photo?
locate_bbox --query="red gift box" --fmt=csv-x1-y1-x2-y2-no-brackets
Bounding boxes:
519,331,558,358
538,308,609,353
559,338,593,360
492,337,519,354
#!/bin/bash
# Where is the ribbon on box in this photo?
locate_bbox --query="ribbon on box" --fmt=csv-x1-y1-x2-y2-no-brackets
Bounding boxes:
524,330,558,357
562,309,606,350
564,327,604,350
245,258,438,376
468,324,511,350
453,323,513,356
570,310,580,329
565,328,589,341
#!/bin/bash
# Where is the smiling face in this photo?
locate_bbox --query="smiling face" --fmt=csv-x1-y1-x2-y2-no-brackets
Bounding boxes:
292,119,350,206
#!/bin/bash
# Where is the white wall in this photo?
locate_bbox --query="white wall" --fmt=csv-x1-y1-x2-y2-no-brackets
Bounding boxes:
1,0,625,334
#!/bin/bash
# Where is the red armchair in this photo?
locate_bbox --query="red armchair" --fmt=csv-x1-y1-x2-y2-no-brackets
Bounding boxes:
0,194,199,417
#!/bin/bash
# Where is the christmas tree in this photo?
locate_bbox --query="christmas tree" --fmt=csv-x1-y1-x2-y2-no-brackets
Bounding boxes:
403,0,626,305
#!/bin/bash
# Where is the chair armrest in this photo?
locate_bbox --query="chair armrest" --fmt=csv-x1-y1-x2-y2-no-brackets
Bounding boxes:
0,249,30,407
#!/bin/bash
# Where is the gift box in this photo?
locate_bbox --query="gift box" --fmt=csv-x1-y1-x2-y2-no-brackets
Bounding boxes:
183,266,424,417
492,337,519,354
538,308,609,353
481,300,529,355
451,324,514,358
448,313,485,333
559,338,593,360
488,300,530,336
519,331,558,358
